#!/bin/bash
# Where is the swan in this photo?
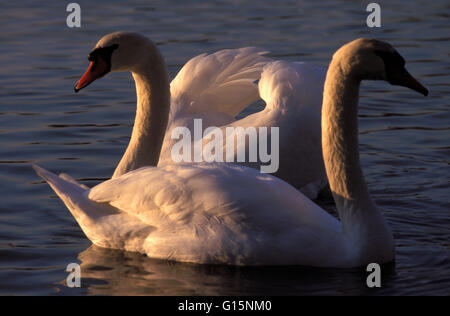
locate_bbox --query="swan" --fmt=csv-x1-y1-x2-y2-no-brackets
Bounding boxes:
73,32,327,198
34,36,427,267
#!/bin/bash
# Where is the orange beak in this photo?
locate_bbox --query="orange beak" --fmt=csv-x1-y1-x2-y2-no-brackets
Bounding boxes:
74,57,109,92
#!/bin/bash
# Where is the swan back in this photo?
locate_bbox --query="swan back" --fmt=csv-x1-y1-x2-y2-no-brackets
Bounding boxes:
35,162,349,266
89,163,345,266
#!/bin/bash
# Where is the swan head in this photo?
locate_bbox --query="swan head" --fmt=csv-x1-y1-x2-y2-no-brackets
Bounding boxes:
74,32,160,92
333,38,428,96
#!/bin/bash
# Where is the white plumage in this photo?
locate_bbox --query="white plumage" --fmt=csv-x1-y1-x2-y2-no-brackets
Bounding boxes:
160,53,328,198
33,34,428,267
34,163,343,266
169,47,268,119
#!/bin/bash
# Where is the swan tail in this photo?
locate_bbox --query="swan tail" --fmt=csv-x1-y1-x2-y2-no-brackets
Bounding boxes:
33,164,87,197
33,164,154,251
32,164,98,225
170,47,270,118
58,173,89,190
33,163,96,235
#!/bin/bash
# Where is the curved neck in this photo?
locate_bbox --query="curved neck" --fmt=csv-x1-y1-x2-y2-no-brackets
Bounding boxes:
113,53,170,178
322,60,371,208
322,56,394,262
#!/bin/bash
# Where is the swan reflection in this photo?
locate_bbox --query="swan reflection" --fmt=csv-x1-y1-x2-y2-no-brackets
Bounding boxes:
70,245,395,296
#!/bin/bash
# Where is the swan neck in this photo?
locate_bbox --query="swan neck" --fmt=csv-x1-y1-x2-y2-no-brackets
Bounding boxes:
113,52,170,178
322,56,394,262
322,59,370,208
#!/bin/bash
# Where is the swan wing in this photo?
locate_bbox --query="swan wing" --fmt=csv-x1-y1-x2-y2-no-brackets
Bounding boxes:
259,60,326,112
35,163,344,265
89,164,273,230
88,163,342,265
195,61,327,197
170,48,269,119
246,61,328,197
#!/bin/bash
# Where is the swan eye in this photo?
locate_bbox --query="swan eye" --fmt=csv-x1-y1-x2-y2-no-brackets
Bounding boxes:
374,50,406,68
88,44,119,62
374,49,408,84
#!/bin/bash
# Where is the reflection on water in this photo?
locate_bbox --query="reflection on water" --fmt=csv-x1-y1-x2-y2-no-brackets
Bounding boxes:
63,246,396,296
0,0,449,295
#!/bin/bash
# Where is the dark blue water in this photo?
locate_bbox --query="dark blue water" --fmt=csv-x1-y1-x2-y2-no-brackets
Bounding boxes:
0,0,449,295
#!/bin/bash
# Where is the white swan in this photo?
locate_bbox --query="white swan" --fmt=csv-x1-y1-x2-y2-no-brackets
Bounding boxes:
73,32,327,198
34,36,427,267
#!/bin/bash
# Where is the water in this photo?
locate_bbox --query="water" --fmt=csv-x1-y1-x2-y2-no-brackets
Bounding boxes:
0,0,449,296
